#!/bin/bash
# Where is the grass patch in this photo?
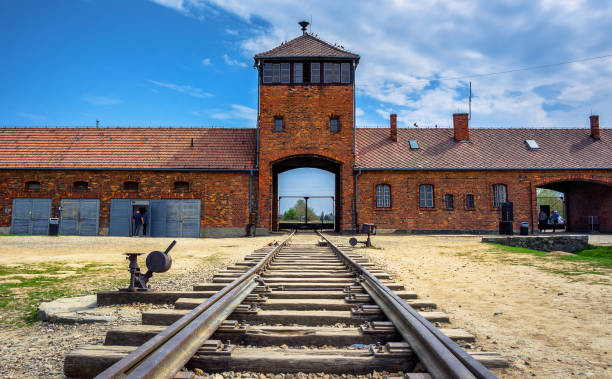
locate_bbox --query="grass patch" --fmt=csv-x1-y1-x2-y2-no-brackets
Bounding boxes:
0,262,127,325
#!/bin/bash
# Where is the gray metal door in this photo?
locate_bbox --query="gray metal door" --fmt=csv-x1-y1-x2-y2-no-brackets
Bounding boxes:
150,200,167,237
109,199,131,236
166,200,181,237
60,199,100,236
10,198,51,235
181,200,201,238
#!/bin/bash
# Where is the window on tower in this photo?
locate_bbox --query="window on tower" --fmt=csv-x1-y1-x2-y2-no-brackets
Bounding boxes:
261,61,352,85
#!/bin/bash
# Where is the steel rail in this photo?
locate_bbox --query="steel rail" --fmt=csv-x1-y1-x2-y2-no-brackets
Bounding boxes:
96,231,295,379
318,232,497,379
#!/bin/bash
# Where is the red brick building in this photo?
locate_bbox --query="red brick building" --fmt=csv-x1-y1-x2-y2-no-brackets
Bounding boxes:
1,26,610,236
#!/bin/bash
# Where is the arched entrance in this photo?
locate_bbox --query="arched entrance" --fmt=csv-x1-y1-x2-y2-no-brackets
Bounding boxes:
536,180,612,232
272,155,342,232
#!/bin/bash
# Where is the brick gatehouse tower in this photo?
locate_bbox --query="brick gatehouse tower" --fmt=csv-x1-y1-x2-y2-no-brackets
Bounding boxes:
254,22,360,232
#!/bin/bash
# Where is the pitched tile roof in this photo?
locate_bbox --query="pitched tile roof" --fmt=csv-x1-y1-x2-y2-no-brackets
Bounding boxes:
0,128,256,170
254,33,359,59
356,128,612,170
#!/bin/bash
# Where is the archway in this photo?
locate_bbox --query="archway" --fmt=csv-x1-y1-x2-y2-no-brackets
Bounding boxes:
536,180,612,232
272,155,342,232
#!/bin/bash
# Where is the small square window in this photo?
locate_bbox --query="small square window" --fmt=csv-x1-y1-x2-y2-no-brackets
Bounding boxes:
274,117,283,132
525,139,539,150
409,140,419,149
330,118,339,133
376,184,391,208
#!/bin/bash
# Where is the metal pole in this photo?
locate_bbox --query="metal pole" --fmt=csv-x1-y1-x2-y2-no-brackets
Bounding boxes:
304,196,309,226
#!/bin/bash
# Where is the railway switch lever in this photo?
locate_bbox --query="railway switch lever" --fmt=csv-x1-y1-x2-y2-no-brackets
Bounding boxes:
122,240,176,292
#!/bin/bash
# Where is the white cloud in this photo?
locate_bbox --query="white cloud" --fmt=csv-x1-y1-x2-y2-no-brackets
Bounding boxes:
201,58,211,66
212,104,256,121
150,0,184,12
150,0,612,127
83,95,121,105
226,28,239,36
355,108,364,117
148,80,212,99
223,54,247,68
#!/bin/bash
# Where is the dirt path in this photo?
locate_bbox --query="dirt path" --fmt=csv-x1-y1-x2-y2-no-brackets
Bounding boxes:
327,234,612,378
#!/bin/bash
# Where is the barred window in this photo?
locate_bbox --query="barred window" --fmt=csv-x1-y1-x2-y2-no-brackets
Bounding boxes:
419,184,434,208
174,181,189,192
124,181,138,191
465,194,475,209
444,194,454,209
376,184,391,208
492,184,507,208
73,181,88,191
26,181,40,191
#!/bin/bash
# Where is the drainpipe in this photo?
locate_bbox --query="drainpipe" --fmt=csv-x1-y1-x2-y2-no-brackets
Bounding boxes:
354,169,362,232
352,60,356,158
256,60,261,169
249,170,253,213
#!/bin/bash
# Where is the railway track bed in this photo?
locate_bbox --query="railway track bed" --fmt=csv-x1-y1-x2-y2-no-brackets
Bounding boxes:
64,233,508,378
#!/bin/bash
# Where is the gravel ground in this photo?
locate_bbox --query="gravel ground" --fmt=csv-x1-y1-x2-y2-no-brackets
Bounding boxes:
0,235,283,379
326,233,612,379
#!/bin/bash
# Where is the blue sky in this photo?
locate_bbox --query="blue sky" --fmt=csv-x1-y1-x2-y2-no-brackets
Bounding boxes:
1,0,611,128
2,0,611,212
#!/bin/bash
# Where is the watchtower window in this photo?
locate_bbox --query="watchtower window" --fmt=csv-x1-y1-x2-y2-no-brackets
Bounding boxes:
272,63,281,82
280,63,290,83
73,181,88,191
174,181,189,192
124,181,138,191
330,118,339,133
324,63,341,83
294,63,303,83
310,63,320,83
341,63,351,83
263,63,273,83
274,117,284,132
26,181,40,191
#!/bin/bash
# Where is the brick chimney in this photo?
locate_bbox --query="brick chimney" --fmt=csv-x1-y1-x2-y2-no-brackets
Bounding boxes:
390,114,397,142
453,113,469,141
590,115,600,140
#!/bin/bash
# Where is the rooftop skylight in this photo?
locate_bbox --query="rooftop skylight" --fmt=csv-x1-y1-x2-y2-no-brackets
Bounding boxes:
525,139,540,150
409,139,419,149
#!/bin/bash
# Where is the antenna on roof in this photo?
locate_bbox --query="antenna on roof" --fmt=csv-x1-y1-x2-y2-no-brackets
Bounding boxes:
468,82,472,120
96,119,99,128
299,20,310,35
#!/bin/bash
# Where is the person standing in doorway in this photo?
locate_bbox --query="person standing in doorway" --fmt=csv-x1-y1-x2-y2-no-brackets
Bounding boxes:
538,210,548,233
142,210,147,236
550,210,560,233
132,210,143,237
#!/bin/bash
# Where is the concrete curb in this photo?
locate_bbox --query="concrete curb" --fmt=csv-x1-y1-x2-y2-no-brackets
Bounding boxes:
36,295,117,324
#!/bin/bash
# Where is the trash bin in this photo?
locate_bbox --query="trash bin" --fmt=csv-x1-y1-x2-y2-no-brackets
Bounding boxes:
520,222,529,235
49,218,59,236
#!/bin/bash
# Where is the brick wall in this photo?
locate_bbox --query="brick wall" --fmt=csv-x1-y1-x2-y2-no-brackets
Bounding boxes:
0,170,253,233
357,169,612,233
258,84,355,232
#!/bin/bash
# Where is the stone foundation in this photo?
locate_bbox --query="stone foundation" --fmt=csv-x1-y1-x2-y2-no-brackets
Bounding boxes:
482,235,589,252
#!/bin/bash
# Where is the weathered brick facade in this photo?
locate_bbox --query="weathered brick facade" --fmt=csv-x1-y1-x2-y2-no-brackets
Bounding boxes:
257,85,355,232
356,170,612,233
0,170,253,235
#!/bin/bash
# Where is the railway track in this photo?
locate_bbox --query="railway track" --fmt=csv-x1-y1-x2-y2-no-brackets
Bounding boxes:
64,232,507,378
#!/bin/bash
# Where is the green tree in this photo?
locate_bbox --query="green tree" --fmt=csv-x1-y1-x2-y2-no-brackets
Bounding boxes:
281,199,318,222
281,208,297,221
